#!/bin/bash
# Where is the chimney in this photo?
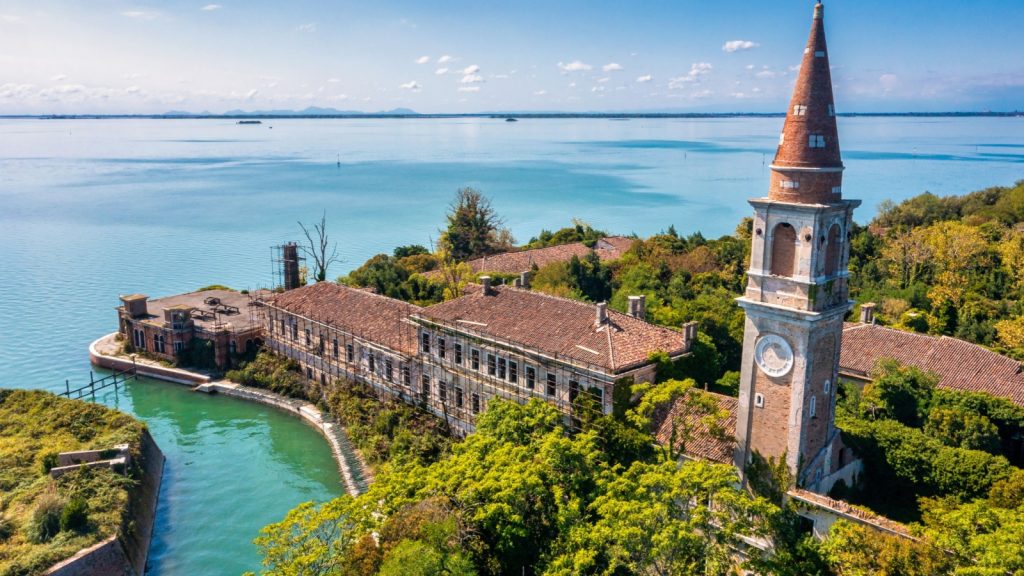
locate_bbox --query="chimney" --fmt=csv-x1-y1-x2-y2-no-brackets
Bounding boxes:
480,276,493,296
683,321,698,345
513,277,522,288
282,243,301,291
120,294,149,318
627,295,646,320
596,302,608,326
860,302,876,324
520,271,531,290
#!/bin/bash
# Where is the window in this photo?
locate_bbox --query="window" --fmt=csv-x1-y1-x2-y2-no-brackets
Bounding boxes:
824,379,832,395
814,50,825,58
824,224,842,276
280,319,286,335
385,358,393,381
133,329,146,350
497,357,506,379
291,323,298,340
508,360,518,384
590,386,604,406
569,380,580,403
368,354,376,373
306,367,314,379
793,104,807,116
770,223,797,277
471,349,481,370
346,344,354,363
438,337,446,359
472,393,481,414
808,134,826,148
421,332,431,354
421,375,430,402
229,340,237,355
154,334,166,354
546,373,557,397
316,335,325,356
454,343,463,365
305,328,311,346
780,180,800,189
487,354,497,376
809,395,817,418
525,366,536,390
828,103,835,117
439,381,447,403
402,365,411,387
754,393,765,408
174,341,184,353
332,338,339,359
455,387,463,408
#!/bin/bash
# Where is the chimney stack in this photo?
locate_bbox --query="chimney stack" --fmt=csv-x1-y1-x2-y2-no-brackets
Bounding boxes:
683,321,698,345
627,295,646,320
481,276,493,296
282,243,301,291
520,271,531,290
513,277,522,288
596,302,608,326
860,302,876,324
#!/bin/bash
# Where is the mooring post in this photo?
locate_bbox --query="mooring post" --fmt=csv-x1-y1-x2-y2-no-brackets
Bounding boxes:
65,379,70,397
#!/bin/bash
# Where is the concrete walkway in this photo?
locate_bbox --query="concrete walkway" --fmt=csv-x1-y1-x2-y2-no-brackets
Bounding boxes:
90,333,371,495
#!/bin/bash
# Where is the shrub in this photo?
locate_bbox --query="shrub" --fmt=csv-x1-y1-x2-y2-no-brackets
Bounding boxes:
60,497,89,533
226,351,307,399
0,515,12,542
26,493,64,544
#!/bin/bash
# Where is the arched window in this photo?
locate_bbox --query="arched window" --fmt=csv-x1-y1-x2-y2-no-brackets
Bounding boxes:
770,223,797,277
824,224,842,276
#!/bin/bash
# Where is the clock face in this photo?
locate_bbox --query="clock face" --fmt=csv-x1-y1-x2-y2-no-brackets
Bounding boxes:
754,334,794,378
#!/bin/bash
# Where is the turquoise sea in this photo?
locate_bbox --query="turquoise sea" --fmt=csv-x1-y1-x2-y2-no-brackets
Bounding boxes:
1,116,1022,573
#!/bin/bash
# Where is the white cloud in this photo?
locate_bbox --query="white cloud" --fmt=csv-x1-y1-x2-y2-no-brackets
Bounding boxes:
50,74,66,82
602,62,623,72
669,62,713,88
460,74,484,84
122,11,160,20
636,74,652,83
461,64,480,75
126,86,141,94
415,55,430,64
591,85,605,93
435,68,449,75
597,77,610,83
756,69,777,79
295,23,316,33
0,13,21,23
568,81,576,88
746,64,755,70
437,55,452,64
457,86,480,92
200,4,221,11
723,40,759,53
533,90,546,96
557,60,592,72
245,88,258,100
400,80,421,91
327,78,340,83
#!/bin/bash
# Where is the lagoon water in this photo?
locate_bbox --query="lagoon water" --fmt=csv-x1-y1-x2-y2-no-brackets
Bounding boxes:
0,116,1022,573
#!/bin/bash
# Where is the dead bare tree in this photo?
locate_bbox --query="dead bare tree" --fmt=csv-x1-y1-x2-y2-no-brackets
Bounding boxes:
298,212,342,282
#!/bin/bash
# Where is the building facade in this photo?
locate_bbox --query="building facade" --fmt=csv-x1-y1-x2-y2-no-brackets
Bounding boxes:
260,278,693,433
734,2,861,492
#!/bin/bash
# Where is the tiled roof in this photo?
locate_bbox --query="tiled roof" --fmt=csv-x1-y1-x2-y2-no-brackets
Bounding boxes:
654,390,737,464
841,323,1024,407
415,284,687,373
425,237,636,279
787,489,912,538
266,282,422,356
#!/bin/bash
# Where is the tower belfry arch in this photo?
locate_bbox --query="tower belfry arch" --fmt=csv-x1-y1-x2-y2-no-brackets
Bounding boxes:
734,2,860,492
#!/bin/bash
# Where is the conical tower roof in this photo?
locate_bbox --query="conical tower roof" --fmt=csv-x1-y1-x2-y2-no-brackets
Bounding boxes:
768,2,844,204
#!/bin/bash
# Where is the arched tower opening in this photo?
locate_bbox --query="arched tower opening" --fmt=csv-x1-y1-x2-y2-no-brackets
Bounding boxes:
824,223,842,276
770,223,797,277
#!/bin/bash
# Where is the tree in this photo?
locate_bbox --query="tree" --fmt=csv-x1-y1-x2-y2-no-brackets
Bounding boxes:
299,212,342,283
439,188,510,261
924,406,1001,453
820,520,952,576
254,497,365,576
435,246,473,301
859,359,937,427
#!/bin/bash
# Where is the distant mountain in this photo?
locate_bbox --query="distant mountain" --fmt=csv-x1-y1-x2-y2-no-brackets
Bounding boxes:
162,106,422,117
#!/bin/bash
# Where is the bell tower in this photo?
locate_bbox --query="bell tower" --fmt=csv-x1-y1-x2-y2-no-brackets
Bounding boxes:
735,2,860,491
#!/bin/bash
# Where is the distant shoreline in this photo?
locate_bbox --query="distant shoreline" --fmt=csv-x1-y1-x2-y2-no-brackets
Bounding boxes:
1,111,1022,120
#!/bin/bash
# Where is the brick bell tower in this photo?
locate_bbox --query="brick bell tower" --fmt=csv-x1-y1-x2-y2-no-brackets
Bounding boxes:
734,2,860,491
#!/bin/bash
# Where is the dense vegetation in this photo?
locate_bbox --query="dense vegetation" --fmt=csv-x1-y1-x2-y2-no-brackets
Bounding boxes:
226,350,308,399
0,390,145,576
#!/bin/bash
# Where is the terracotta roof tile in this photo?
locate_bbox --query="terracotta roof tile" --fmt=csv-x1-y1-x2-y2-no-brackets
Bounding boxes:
841,323,1024,407
415,284,687,373
654,390,737,464
267,282,422,356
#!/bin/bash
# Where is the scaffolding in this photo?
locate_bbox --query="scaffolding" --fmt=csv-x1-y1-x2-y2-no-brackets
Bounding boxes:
271,243,304,291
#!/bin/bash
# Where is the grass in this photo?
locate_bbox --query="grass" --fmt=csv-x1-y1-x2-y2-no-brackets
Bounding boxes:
0,389,146,576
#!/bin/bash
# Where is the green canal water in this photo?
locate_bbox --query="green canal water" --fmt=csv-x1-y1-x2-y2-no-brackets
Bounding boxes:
87,374,343,574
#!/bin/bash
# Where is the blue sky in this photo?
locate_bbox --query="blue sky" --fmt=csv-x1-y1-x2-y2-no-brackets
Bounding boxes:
1,0,1022,114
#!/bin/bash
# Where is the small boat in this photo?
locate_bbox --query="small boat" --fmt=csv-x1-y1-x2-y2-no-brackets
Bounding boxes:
505,117,518,122
237,120,262,125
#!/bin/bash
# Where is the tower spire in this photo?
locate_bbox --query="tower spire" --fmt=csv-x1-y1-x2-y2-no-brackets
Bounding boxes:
769,1,843,204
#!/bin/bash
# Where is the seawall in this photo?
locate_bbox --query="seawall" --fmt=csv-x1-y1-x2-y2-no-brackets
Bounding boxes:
90,333,370,495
